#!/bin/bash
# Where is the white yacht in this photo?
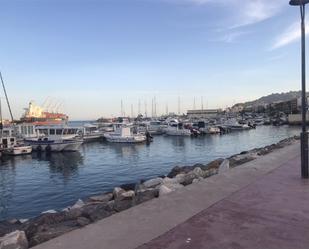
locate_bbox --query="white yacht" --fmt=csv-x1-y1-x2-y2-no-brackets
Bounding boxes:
24,126,83,152
223,119,250,131
138,121,165,135
147,121,166,135
165,121,191,136
82,123,104,142
104,123,146,143
206,126,221,134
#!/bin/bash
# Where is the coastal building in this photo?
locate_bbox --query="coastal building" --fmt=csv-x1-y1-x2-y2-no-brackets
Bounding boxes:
288,113,309,125
271,98,298,114
187,109,222,119
230,104,244,113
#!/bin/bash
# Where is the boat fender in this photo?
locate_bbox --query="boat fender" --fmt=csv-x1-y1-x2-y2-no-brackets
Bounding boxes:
37,145,42,152
46,145,52,153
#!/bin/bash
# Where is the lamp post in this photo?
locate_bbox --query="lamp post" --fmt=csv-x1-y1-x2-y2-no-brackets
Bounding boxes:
290,0,309,178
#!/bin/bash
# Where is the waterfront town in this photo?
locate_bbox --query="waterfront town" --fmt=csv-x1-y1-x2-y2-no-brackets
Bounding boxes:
0,90,305,248
0,91,305,156
1,0,309,249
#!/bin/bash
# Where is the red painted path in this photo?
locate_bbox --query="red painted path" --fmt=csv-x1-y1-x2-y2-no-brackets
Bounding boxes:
137,153,309,249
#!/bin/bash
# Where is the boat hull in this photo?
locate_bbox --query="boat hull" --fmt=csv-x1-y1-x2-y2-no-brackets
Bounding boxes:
25,139,83,152
165,129,191,136
83,134,103,142
3,146,32,156
104,134,146,143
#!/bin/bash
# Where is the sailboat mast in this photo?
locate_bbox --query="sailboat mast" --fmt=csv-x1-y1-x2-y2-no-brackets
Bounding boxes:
0,71,14,122
0,97,3,134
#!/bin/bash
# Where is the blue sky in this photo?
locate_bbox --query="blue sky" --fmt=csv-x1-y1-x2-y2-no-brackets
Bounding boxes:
0,0,305,119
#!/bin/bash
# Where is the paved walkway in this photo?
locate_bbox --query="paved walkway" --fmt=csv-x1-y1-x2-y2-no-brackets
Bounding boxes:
137,143,309,249
34,142,308,249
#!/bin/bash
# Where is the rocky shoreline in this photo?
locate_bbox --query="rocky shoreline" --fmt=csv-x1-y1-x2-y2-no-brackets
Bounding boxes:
0,136,299,249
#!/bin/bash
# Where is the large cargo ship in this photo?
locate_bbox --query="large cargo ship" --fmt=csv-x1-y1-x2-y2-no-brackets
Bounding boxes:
20,101,68,125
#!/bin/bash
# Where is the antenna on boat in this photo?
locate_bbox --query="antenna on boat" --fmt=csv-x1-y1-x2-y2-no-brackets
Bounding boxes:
121,99,124,117
138,99,141,115
0,97,3,135
131,104,134,118
154,96,157,117
0,71,14,122
193,97,196,110
144,100,147,117
151,98,154,117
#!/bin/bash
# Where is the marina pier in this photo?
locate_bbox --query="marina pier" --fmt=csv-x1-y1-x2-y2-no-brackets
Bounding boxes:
0,0,308,248
30,138,307,249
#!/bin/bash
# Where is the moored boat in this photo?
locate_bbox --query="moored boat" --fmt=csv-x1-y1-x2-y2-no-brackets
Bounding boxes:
104,123,146,143
0,136,32,156
3,144,32,156
82,123,105,142
164,121,191,136
223,119,251,131
24,126,83,152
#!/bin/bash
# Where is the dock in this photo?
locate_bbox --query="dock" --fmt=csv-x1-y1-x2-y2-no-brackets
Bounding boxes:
33,141,308,249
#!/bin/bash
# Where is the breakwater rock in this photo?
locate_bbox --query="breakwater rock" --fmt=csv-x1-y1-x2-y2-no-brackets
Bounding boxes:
0,136,299,248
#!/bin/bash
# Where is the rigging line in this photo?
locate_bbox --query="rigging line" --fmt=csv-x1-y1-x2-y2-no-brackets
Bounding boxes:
0,71,14,122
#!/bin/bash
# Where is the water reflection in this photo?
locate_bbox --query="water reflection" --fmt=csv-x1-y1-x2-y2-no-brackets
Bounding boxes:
0,126,301,220
108,143,145,158
80,141,104,153
164,136,187,148
0,154,33,167
0,166,16,219
33,152,84,179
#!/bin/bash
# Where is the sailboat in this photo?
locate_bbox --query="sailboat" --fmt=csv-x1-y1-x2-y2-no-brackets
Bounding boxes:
0,72,32,156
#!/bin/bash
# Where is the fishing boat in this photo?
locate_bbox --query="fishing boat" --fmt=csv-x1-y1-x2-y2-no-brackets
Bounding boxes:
206,126,221,134
164,121,191,136
138,120,165,135
223,119,251,131
1,136,32,156
82,123,104,142
0,77,33,156
104,123,146,143
24,126,83,152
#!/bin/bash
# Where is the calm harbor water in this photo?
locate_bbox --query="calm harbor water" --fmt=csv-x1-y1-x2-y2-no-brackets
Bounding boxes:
0,125,300,220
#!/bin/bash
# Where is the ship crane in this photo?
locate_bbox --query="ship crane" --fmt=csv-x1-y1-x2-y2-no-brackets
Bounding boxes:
44,100,55,113
54,101,63,113
50,101,59,113
42,97,52,111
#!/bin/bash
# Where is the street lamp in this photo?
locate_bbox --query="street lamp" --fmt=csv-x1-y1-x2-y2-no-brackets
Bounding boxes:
290,0,309,178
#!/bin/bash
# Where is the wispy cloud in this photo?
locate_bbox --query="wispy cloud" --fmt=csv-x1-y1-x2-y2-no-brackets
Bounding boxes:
271,20,309,50
266,53,287,62
163,0,286,28
229,0,285,28
215,30,249,43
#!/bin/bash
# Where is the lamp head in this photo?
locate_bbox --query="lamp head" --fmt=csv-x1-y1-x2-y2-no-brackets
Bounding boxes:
290,0,309,6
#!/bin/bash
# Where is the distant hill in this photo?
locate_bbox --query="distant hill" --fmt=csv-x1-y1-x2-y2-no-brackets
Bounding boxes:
241,91,302,107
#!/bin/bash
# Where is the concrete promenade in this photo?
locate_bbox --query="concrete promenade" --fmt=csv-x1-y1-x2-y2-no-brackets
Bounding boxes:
34,142,308,249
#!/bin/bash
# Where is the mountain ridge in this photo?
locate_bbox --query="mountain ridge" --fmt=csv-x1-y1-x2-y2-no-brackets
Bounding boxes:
236,91,302,107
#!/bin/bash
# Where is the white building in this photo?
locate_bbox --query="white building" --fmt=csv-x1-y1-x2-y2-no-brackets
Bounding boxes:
187,109,222,119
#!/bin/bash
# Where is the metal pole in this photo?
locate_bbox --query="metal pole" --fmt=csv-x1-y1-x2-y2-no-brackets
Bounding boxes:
300,3,309,178
0,71,14,122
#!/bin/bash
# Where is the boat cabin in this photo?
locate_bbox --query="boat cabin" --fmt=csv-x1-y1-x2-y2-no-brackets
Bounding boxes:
35,126,81,139
0,136,17,149
16,124,36,138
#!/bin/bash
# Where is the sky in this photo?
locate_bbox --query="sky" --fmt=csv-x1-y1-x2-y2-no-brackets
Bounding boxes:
0,0,306,120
